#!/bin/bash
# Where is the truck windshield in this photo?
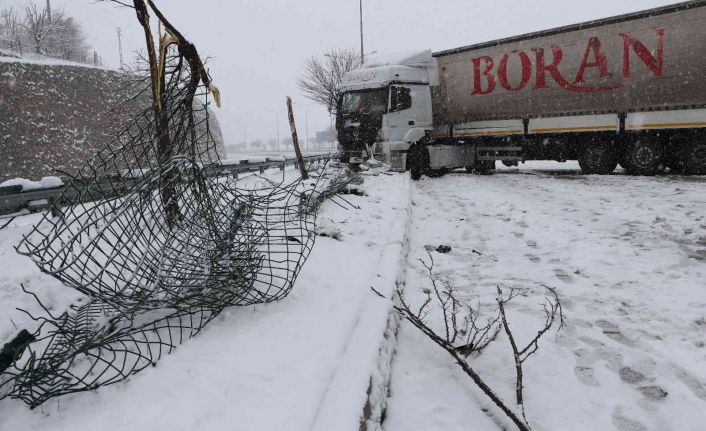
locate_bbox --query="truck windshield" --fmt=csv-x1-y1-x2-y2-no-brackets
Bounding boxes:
340,89,388,114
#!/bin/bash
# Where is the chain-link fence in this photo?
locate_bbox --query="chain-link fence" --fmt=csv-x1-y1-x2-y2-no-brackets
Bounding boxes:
0,42,354,408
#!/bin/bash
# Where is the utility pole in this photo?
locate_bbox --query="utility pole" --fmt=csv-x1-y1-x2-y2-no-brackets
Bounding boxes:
359,0,364,62
117,27,124,69
46,0,51,20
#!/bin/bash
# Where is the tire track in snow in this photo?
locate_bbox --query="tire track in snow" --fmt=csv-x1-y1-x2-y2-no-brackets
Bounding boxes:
385,169,706,431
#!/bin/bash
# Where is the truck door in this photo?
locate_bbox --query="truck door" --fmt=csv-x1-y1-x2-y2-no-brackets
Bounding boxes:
385,86,413,144
385,85,433,142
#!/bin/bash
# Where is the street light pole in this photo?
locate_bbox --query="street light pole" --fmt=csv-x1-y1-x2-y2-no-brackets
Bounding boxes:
359,0,364,62
117,27,124,70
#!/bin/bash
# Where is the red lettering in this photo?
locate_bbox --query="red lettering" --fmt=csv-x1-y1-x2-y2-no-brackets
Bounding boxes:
534,45,623,93
534,46,570,89
471,56,496,95
574,37,611,84
620,28,665,78
498,51,532,91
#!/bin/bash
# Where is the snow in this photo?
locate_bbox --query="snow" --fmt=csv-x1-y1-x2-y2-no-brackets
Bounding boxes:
1,163,705,430
363,50,434,68
0,49,20,59
311,173,412,431
0,54,115,70
0,169,411,431
0,176,64,192
384,163,706,431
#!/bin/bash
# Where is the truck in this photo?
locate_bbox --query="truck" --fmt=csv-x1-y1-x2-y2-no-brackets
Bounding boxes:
336,0,706,178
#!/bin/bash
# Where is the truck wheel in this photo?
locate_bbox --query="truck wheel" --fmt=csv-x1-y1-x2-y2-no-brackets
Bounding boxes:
622,139,663,176
578,142,617,175
467,160,496,175
428,168,448,178
681,141,706,175
664,154,685,174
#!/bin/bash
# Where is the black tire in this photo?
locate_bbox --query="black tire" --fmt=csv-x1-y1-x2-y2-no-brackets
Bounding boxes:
427,168,448,178
578,142,618,175
622,138,663,176
664,154,685,175
681,140,706,175
466,160,496,175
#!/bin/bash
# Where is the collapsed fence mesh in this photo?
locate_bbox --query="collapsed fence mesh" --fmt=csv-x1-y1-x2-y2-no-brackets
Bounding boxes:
0,43,353,408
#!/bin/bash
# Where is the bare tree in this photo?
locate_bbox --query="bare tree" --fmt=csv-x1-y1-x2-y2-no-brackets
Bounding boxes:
22,2,65,55
0,7,24,54
50,16,89,61
298,48,362,114
0,2,91,62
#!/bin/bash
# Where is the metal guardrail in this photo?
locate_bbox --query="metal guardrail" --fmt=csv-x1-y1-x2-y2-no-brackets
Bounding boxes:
0,154,336,217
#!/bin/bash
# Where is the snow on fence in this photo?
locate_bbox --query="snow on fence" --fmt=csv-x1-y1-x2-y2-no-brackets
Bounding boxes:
0,35,352,410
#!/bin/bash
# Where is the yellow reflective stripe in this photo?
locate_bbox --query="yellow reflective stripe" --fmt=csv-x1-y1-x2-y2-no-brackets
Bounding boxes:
628,122,706,129
530,125,617,133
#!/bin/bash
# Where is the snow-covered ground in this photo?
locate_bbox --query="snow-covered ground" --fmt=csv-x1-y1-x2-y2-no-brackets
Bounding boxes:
2,162,705,430
0,168,408,431
385,162,706,431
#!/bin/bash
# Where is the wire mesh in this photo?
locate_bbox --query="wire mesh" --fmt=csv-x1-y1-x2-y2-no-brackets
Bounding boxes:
0,45,354,408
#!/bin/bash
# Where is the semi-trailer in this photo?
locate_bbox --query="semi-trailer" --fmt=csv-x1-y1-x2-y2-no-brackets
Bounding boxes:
335,0,706,178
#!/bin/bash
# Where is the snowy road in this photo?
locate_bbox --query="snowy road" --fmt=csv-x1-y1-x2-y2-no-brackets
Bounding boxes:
1,163,704,430
385,164,706,431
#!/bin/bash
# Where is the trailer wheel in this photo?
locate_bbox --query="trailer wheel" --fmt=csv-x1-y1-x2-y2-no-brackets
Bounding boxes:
623,139,663,176
681,141,706,175
578,142,617,175
664,154,685,175
467,160,496,175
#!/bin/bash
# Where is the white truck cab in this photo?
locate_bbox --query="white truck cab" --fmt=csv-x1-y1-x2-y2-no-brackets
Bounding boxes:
336,50,438,171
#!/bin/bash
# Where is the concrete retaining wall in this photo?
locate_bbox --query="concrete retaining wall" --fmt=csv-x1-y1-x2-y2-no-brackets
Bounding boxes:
0,59,224,182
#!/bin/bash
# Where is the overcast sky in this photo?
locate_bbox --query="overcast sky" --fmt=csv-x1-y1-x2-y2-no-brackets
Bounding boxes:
1,0,682,147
